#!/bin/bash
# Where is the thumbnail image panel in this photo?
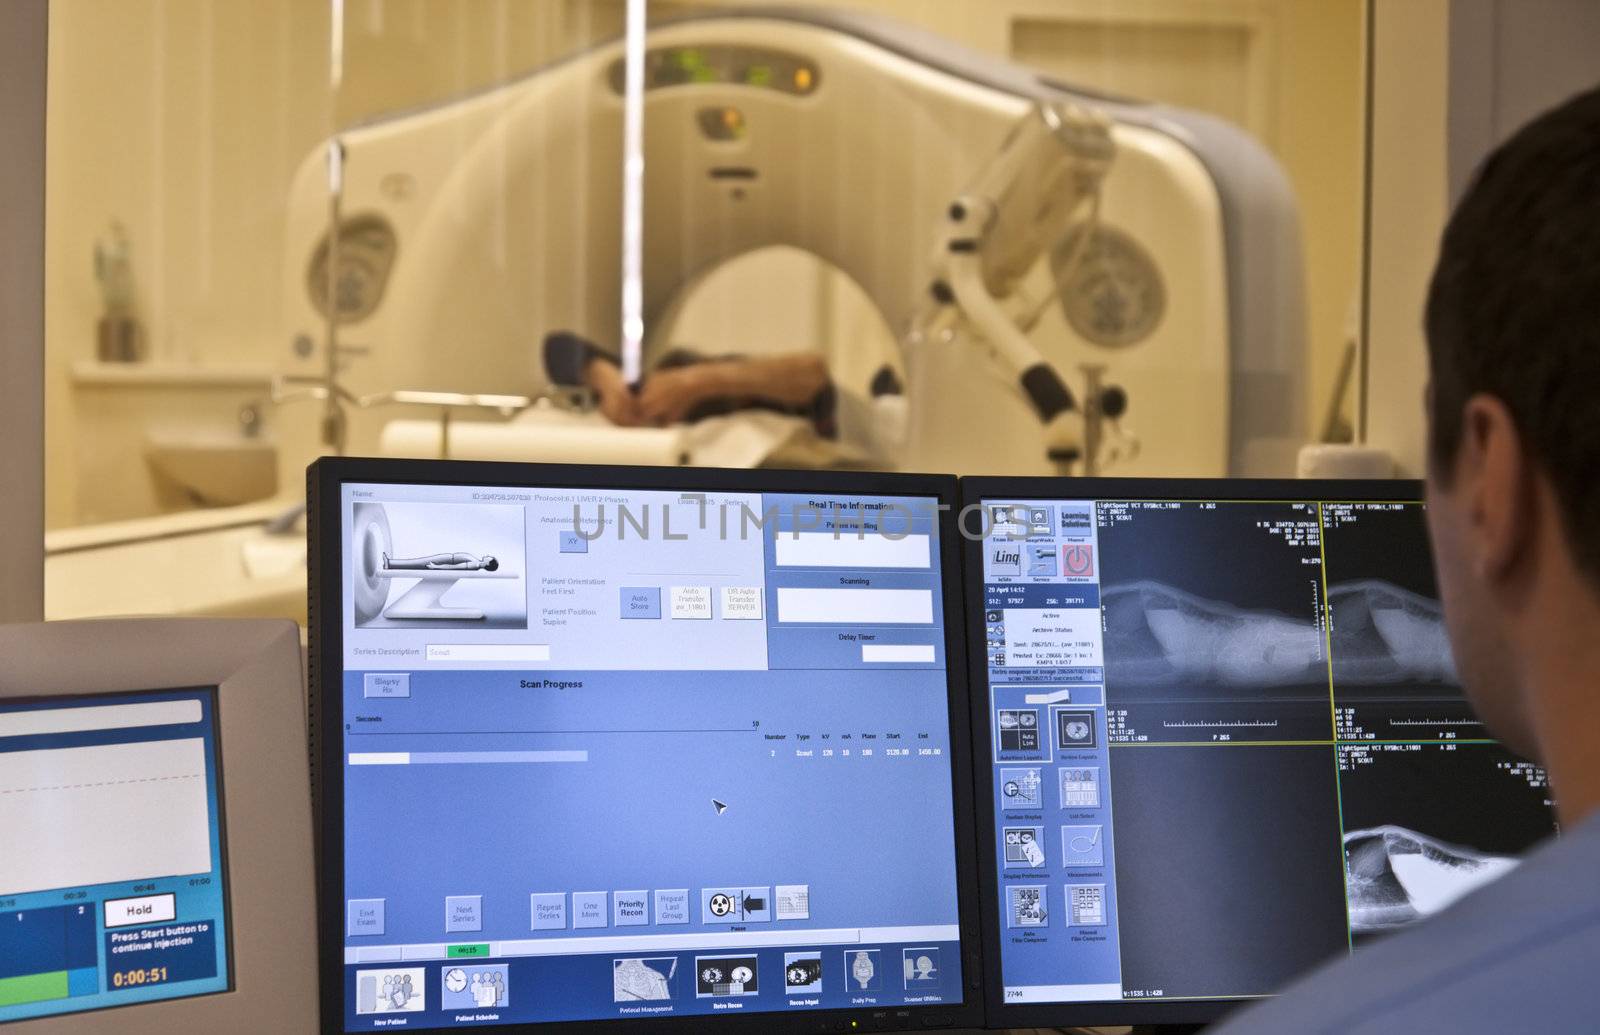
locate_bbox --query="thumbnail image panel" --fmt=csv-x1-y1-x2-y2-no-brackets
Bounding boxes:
1336,741,1555,942
351,501,527,629
1321,503,1477,740
1096,501,1332,742
1107,744,1348,999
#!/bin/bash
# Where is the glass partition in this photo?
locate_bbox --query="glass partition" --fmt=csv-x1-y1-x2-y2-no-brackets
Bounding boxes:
43,0,1365,623
42,0,625,622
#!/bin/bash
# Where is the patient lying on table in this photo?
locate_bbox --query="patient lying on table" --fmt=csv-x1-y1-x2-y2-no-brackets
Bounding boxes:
542,331,905,466
544,331,896,433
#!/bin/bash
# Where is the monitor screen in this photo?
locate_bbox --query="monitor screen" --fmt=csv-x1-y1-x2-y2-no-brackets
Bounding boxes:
968,485,1558,1019
322,471,973,1031
0,688,232,1023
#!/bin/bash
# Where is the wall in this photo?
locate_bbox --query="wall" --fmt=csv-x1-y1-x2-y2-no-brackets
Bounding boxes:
1362,0,1451,477
335,0,624,125
44,0,332,526
1449,0,1600,204
1363,0,1600,476
0,0,47,622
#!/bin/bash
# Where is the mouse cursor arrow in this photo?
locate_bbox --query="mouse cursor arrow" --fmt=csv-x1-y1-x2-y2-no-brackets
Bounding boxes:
712,799,728,815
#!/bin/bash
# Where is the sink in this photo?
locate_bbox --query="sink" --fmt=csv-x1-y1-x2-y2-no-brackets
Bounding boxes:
145,432,279,508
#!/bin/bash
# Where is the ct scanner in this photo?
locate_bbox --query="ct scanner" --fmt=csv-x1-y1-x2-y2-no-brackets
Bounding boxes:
280,5,1308,479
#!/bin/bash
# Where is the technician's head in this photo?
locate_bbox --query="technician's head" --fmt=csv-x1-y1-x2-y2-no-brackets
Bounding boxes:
1422,85,1600,759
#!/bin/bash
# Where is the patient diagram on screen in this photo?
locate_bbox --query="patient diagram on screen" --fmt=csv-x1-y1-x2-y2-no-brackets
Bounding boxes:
382,552,499,572
352,501,523,625
281,7,1308,478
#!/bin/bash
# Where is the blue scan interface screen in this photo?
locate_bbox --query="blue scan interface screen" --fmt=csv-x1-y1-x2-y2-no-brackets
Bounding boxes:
338,482,964,1029
0,688,232,1023
978,497,1557,1007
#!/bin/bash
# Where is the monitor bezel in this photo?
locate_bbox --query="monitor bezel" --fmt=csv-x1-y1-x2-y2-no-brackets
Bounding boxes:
960,476,1427,1031
309,456,986,1035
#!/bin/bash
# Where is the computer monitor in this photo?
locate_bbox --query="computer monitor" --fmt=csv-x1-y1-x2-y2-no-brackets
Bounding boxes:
960,478,1559,1030
308,458,983,1033
0,617,316,1033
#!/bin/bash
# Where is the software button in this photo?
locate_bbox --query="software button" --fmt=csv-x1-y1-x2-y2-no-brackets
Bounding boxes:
530,893,566,930
362,673,410,699
613,890,649,926
774,884,810,920
720,586,764,620
572,891,608,929
701,886,770,923
444,895,482,934
107,893,178,929
654,889,690,925
669,585,713,620
620,587,661,620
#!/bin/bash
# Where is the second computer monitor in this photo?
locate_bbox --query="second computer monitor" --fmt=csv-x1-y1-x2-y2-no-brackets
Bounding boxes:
962,478,1558,1029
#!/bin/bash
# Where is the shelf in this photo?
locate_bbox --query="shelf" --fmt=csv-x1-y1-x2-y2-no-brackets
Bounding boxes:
69,361,274,389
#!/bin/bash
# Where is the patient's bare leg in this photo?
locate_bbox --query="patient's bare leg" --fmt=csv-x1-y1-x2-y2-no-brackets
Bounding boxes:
382,552,499,572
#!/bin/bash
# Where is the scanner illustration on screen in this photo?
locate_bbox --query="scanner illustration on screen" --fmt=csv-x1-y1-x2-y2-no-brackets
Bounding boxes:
903,948,941,987
352,501,525,627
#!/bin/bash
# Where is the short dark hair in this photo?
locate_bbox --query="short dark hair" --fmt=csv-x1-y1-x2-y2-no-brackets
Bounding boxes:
1425,84,1600,582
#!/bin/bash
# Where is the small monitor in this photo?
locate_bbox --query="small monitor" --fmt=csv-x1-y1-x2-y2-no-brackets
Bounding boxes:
0,618,315,1033
309,459,983,1033
961,478,1559,1030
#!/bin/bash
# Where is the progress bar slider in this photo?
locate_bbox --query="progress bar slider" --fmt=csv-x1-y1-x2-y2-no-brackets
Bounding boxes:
349,751,588,765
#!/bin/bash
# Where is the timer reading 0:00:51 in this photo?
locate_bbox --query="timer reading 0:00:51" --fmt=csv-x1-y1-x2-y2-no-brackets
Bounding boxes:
111,966,170,988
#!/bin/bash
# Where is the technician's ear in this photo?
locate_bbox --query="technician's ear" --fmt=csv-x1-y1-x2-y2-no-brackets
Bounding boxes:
1458,393,1531,582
